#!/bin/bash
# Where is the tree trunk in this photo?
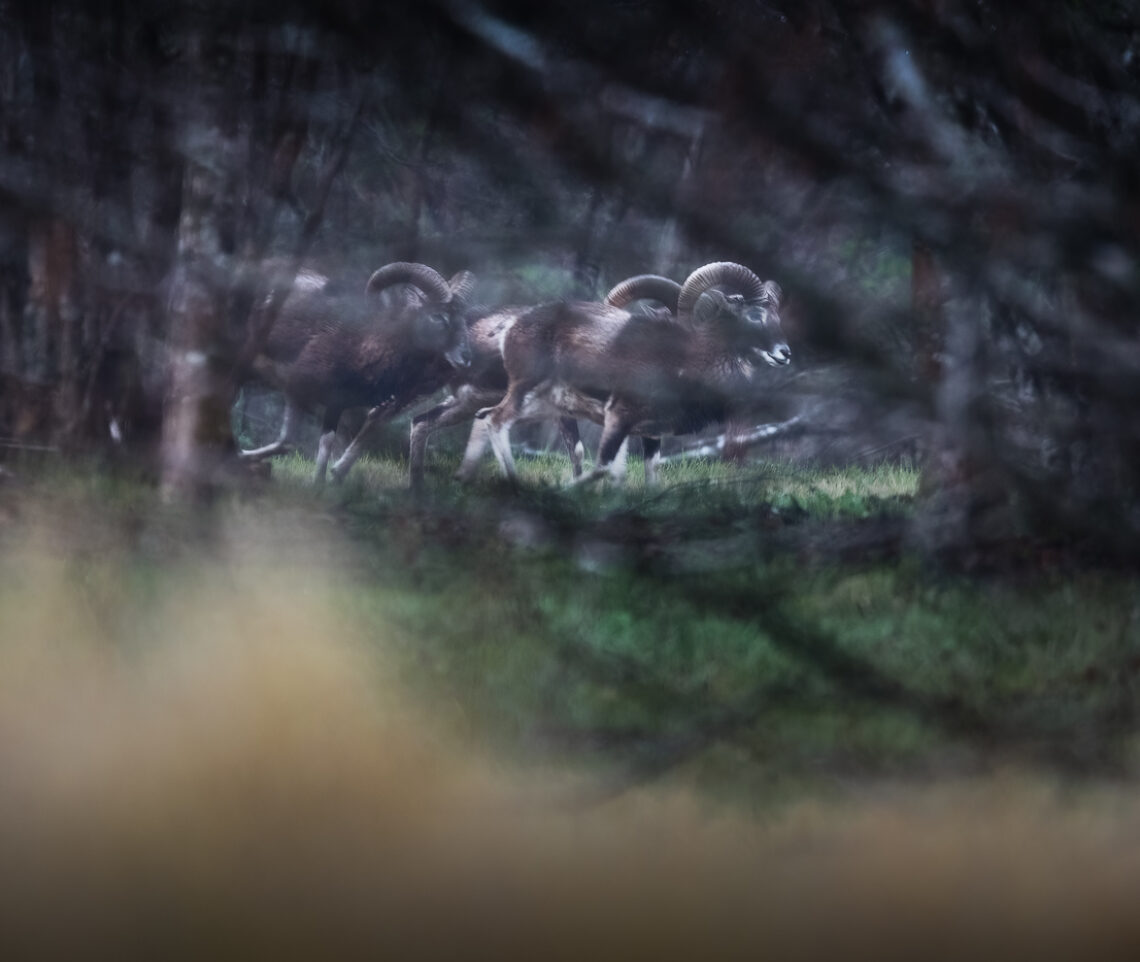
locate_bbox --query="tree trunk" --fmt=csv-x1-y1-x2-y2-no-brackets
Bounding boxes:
400,60,452,264
910,245,1011,562
0,218,24,381
162,258,238,499
654,124,703,279
160,58,242,498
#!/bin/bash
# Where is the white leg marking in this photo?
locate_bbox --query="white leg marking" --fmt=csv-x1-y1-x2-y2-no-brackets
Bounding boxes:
570,440,585,479
645,448,661,487
609,438,629,484
312,429,336,486
487,421,517,481
456,418,492,481
330,436,366,483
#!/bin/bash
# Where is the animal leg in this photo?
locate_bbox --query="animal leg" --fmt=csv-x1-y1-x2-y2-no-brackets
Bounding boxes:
642,437,662,487
609,437,630,484
330,404,387,484
455,418,492,482
559,417,584,479
312,407,342,486
409,400,455,489
487,419,517,482
409,387,501,487
478,379,541,483
569,408,630,487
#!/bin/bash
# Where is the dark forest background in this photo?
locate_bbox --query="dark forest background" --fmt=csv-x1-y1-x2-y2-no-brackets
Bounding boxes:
1,0,1139,556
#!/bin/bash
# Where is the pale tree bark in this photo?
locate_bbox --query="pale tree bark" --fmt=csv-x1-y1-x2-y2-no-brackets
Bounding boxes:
160,28,243,500
161,147,241,499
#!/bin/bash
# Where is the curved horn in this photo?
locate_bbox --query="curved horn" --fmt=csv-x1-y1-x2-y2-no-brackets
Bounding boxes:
603,275,682,314
366,262,451,303
677,262,765,321
447,270,478,307
762,280,782,305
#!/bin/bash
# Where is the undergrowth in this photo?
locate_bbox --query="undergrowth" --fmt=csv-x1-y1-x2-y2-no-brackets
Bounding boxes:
7,450,1135,806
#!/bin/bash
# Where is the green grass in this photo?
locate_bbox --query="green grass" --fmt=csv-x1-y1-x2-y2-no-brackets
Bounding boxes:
264,449,1139,792
4,450,1138,806
367,544,1139,795
267,448,919,531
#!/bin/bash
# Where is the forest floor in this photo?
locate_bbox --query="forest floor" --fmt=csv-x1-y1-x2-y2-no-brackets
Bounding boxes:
274,449,1140,800
6,450,1138,803
3,453,1140,956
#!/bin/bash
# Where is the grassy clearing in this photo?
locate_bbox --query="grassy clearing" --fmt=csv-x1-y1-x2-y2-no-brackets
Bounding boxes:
4,457,1140,954
3,451,1138,804
5,541,1140,956
221,449,1140,798
271,448,920,524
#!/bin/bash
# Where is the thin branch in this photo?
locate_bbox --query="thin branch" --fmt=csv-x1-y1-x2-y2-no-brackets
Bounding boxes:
233,88,368,381
660,415,807,462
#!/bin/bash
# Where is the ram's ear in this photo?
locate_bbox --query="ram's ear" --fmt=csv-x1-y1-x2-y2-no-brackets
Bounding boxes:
447,270,477,307
693,288,730,324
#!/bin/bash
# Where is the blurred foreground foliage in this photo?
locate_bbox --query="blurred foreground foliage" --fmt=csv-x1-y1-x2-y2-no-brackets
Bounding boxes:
6,475,1140,957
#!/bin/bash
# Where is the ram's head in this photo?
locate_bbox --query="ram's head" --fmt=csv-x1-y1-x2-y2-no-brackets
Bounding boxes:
365,262,474,370
678,262,790,368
